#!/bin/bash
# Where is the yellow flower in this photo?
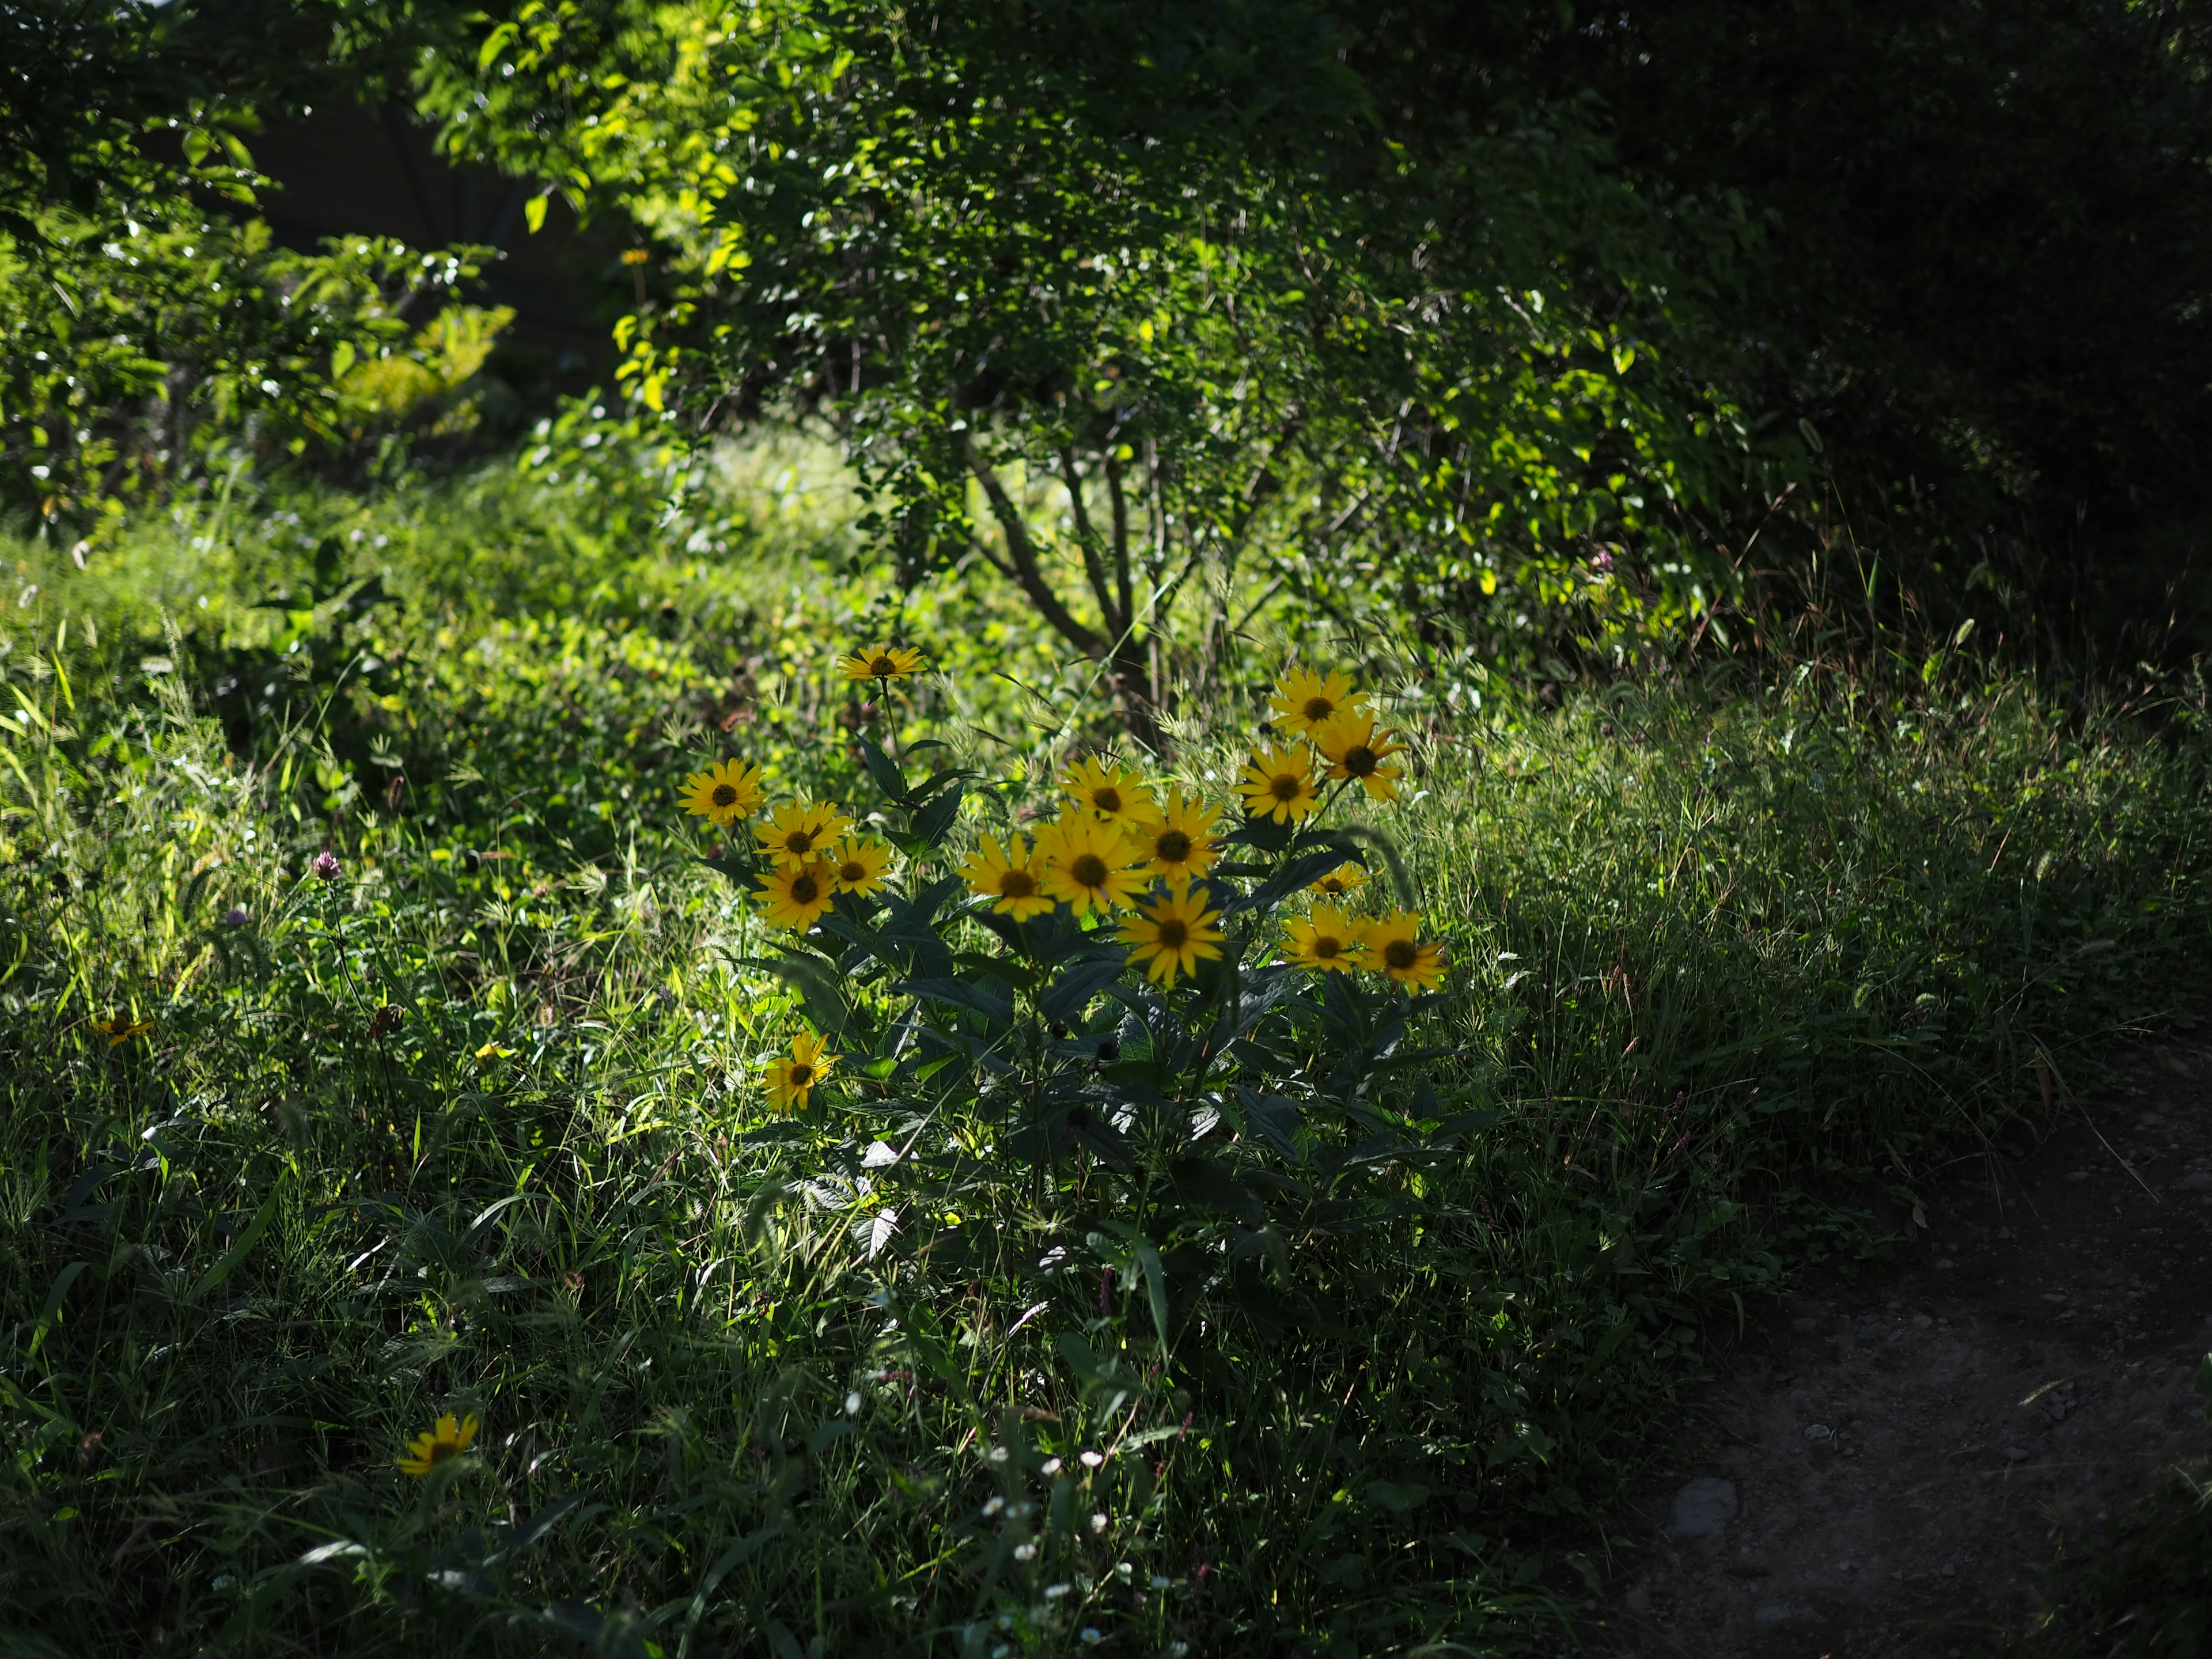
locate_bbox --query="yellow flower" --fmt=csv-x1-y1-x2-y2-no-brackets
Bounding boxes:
397,1412,479,1476
959,832,1055,921
473,1040,514,1062
826,835,893,897
1282,905,1367,972
755,800,855,870
1035,812,1149,918
1129,789,1221,889
1236,743,1321,824
679,758,766,826
838,643,927,683
90,1017,153,1048
763,1029,837,1112
1363,909,1448,990
1059,757,1161,830
1268,669,1369,738
1314,711,1407,802
1117,887,1225,988
753,858,837,931
1308,861,1369,899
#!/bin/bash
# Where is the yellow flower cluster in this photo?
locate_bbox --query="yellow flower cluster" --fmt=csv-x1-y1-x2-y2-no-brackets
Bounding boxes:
949,669,1446,990
678,763,897,934
957,760,1228,987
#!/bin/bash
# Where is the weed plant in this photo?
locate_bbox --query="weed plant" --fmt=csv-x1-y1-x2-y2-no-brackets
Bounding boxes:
3,482,2211,1654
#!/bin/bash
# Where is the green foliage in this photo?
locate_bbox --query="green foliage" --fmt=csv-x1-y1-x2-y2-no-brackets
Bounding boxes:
0,217,511,539
421,0,1781,724
3,474,2211,1650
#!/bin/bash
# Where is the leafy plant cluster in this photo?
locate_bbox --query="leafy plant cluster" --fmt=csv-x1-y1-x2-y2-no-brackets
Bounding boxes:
3,530,2211,1653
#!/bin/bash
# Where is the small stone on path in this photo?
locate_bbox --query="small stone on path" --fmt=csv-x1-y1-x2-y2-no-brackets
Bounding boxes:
1669,1476,1738,1540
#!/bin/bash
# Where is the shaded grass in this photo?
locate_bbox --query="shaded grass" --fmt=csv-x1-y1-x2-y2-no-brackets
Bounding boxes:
3,492,2211,1654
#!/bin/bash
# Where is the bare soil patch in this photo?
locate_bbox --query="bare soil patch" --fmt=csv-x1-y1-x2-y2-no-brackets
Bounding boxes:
1594,1035,2212,1657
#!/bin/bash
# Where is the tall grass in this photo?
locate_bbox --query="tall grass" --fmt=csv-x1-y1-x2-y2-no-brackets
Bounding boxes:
2,476,2210,1656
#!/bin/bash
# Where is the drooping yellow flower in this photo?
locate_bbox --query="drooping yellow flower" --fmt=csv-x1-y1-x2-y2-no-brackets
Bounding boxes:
1267,669,1369,738
959,832,1055,921
1117,888,1225,988
755,800,855,870
753,859,837,931
397,1412,479,1476
1059,757,1161,831
1236,743,1321,824
90,1018,153,1048
838,643,927,683
1362,909,1448,990
1281,905,1367,973
763,1029,838,1112
1308,861,1370,899
1035,812,1149,917
1129,789,1221,889
826,836,893,898
1315,711,1407,803
679,758,766,827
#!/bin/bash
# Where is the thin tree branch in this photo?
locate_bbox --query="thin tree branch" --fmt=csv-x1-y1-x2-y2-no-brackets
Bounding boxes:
1056,446,1124,637
961,434,1104,657
1104,448,1135,634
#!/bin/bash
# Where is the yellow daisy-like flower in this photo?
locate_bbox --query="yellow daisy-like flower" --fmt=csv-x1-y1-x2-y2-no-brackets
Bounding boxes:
1117,887,1225,988
959,832,1055,921
1314,711,1407,803
753,859,837,931
1281,904,1368,972
397,1412,479,1476
679,758,765,827
1059,757,1162,830
838,643,927,683
1129,789,1221,889
1362,909,1448,990
826,836,893,897
1035,812,1149,918
1268,669,1369,738
755,800,855,870
1308,861,1370,899
90,1017,153,1048
1237,743,1322,824
763,1029,838,1112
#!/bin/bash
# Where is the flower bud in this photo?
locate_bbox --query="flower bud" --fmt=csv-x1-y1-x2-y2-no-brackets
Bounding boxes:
311,849,342,881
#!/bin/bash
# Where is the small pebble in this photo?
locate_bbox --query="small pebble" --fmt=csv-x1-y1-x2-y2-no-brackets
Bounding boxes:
1913,1313,1934,1329
1934,1258,1955,1271
2003,1446,2031,1462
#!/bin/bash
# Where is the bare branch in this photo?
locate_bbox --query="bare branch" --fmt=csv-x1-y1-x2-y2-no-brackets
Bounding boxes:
960,434,1105,657
1056,446,1124,637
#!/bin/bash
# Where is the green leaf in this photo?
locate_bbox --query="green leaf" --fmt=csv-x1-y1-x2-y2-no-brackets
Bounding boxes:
896,976,1013,1024
192,1194,279,1302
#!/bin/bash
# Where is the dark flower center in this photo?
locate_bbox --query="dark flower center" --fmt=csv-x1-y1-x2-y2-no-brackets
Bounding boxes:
1270,774,1301,802
1313,935,1342,959
1343,745,1378,777
1156,919,1188,950
999,869,1036,898
1302,696,1334,722
785,830,816,855
427,1441,459,1465
869,654,897,676
791,873,821,904
1070,853,1109,887
1317,878,1346,894
840,861,866,883
711,783,738,808
1093,786,1123,813
1384,939,1418,969
790,1063,815,1087
1155,830,1192,862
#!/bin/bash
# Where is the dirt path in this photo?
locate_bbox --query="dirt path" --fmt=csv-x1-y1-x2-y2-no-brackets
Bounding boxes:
1596,1035,2212,1657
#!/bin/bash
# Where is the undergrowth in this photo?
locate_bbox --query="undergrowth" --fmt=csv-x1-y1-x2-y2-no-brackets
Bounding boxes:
3,465,2211,1656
